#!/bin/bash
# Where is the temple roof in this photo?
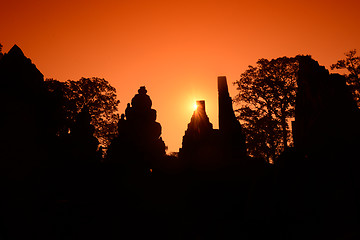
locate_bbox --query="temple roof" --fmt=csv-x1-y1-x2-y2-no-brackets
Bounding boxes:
7,44,25,58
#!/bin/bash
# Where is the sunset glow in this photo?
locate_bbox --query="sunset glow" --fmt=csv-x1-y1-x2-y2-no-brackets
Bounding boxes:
193,103,198,111
2,0,359,152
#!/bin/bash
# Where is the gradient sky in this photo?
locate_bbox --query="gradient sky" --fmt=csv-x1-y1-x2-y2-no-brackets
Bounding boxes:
2,0,360,152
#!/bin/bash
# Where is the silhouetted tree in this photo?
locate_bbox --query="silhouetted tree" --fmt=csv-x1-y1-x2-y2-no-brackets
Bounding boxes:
233,57,298,162
331,49,360,107
45,77,120,147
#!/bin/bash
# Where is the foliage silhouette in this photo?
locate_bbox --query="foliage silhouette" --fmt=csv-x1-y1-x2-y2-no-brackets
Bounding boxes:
233,57,298,162
331,49,360,108
45,77,120,147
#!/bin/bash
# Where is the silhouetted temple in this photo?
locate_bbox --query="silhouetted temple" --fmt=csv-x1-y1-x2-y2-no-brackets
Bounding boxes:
179,100,218,162
218,76,246,158
0,45,61,179
106,86,166,171
276,56,360,238
292,56,360,152
179,76,246,168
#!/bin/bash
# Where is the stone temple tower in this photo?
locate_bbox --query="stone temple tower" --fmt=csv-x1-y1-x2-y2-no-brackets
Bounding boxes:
218,76,246,158
180,76,246,162
179,100,215,158
106,86,166,171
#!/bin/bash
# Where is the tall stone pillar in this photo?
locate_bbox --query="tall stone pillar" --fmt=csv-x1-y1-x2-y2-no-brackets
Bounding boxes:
218,76,246,158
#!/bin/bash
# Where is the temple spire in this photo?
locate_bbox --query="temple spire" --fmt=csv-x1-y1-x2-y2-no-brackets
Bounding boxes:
218,76,246,158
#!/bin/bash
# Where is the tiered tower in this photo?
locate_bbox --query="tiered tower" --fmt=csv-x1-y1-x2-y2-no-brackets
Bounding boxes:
106,86,166,170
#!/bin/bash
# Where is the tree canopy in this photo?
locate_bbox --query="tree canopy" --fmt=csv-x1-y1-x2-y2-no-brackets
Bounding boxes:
233,57,298,162
331,49,360,107
45,77,120,147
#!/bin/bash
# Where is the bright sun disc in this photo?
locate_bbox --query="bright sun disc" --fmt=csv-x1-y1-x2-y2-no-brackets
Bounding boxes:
193,103,198,111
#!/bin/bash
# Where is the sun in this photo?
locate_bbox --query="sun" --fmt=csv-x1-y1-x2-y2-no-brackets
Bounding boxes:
193,102,198,111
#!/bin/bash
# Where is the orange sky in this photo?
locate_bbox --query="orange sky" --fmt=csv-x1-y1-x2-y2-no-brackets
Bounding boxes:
2,0,360,152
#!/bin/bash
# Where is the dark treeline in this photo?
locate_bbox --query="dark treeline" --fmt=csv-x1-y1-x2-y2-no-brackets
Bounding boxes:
0,45,360,239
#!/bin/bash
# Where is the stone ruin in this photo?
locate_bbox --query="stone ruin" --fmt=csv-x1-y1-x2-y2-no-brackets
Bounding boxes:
292,55,360,153
106,86,166,170
179,76,247,169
